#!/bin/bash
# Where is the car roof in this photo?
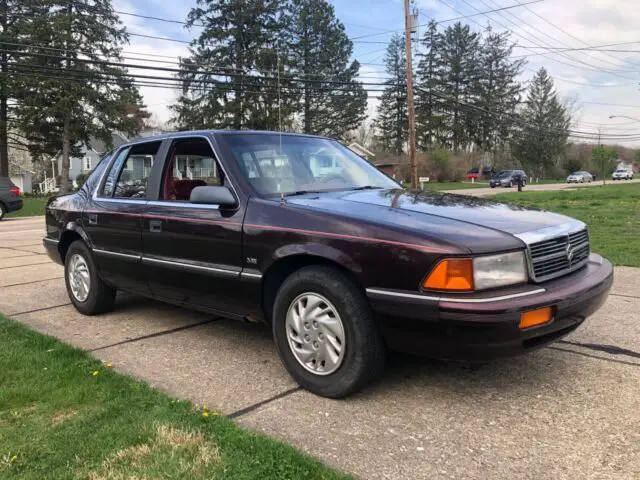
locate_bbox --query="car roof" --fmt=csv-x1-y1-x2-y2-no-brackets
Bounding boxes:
121,129,331,147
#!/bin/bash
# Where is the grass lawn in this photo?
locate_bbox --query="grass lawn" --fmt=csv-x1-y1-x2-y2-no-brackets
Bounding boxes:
0,316,348,480
421,181,489,191
7,197,49,218
493,184,640,267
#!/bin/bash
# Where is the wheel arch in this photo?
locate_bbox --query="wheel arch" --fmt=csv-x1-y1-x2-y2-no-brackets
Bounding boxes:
261,247,365,325
58,223,91,262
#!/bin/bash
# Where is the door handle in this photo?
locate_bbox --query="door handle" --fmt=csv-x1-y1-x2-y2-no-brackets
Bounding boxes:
87,214,98,225
149,220,162,233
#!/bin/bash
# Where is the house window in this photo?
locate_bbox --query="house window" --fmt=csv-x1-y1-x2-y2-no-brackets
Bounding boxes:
85,157,91,171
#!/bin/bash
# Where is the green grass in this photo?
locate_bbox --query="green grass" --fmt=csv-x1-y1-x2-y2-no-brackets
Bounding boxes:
7,197,49,218
493,184,640,267
0,316,348,480
421,181,489,191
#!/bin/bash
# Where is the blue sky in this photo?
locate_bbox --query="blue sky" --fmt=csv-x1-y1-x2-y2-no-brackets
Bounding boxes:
115,0,640,144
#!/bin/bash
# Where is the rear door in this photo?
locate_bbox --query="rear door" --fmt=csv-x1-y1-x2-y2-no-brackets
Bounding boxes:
83,140,164,292
141,135,247,315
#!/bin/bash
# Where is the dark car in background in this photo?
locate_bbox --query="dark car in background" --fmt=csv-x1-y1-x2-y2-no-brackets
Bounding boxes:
43,131,612,398
0,176,23,220
490,169,527,188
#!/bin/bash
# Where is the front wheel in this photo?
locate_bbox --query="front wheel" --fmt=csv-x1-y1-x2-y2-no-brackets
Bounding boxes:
272,266,386,398
64,240,116,315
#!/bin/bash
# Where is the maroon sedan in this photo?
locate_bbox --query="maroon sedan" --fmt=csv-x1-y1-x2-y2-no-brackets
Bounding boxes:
43,131,613,397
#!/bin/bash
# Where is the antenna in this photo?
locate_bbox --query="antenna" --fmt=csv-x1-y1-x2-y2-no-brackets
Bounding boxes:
277,45,283,154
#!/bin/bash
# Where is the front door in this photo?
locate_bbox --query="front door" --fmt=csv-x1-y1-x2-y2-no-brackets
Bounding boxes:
141,136,246,315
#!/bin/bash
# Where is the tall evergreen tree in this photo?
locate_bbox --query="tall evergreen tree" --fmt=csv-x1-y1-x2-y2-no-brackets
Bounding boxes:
374,34,407,154
172,0,292,131
415,20,445,150
0,0,50,177
15,0,143,193
512,68,571,177
437,22,480,152
286,0,366,140
473,27,524,155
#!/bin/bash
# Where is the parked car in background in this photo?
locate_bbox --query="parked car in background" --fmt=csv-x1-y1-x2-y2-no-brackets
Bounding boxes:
43,130,612,398
566,171,593,183
612,167,633,180
482,165,495,178
489,170,528,188
0,176,23,220
465,167,480,181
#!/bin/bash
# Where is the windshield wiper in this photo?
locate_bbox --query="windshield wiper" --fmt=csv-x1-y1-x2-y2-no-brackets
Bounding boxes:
350,185,384,191
282,190,322,197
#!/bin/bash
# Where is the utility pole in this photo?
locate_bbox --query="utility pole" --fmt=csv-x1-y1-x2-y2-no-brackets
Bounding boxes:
403,0,417,190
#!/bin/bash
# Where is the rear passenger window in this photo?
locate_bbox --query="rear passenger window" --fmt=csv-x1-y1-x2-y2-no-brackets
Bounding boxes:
99,141,161,199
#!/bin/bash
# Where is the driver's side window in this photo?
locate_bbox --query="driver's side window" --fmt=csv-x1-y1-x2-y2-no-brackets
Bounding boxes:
161,138,224,202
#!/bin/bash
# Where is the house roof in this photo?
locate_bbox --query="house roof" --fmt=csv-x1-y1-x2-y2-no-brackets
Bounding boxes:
348,142,375,158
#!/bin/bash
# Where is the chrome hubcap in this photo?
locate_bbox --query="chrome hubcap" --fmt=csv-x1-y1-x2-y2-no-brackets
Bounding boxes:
285,293,345,376
68,253,90,302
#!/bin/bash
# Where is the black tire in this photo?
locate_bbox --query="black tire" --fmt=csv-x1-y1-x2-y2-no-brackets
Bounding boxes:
0,202,5,221
490,185,495,188
272,265,386,398
64,240,116,315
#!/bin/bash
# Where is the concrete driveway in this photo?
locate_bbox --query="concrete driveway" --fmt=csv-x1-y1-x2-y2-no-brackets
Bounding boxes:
444,178,640,197
2,216,639,480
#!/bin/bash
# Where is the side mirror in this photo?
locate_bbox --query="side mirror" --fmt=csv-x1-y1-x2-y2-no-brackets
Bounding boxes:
190,186,237,207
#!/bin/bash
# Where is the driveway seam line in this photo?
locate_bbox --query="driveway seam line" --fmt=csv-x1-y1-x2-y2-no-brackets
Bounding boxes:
0,260,54,270
0,253,41,259
550,346,640,367
558,340,640,359
227,387,302,420
11,303,72,317
2,277,64,288
609,292,640,300
87,317,224,353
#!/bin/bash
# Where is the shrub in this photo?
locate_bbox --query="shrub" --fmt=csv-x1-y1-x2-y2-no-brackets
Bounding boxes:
76,173,88,188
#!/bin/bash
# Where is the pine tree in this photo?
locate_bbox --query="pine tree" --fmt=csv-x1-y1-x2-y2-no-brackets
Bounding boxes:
512,68,571,177
437,22,480,152
374,34,407,154
172,0,292,131
473,27,524,155
0,0,50,177
415,20,445,150
15,0,143,193
286,0,366,140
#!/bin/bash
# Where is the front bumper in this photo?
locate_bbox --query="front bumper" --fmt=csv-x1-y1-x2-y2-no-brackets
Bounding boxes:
367,254,613,361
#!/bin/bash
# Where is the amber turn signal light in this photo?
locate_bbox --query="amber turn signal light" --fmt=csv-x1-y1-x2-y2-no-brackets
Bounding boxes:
519,307,553,330
423,259,474,291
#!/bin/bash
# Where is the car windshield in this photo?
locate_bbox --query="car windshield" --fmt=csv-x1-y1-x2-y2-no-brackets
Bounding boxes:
219,134,399,196
498,170,513,178
615,169,626,172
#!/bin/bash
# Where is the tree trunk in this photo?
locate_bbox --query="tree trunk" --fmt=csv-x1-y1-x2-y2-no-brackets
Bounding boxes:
60,117,71,194
0,0,8,178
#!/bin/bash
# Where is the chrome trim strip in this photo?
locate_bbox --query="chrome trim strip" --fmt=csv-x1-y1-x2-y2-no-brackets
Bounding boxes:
513,220,586,245
240,272,262,279
366,288,546,304
142,256,240,277
43,238,60,245
93,248,141,261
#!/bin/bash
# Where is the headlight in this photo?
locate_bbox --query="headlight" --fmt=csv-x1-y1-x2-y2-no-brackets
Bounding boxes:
473,251,528,290
422,252,528,292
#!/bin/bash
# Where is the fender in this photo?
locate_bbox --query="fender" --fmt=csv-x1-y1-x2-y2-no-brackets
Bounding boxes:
270,242,363,279
63,220,93,249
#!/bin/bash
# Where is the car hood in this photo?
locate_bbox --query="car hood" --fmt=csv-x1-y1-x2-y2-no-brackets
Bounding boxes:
284,188,574,236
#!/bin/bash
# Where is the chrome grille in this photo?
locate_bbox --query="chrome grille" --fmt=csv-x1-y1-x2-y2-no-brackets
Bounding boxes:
528,228,590,282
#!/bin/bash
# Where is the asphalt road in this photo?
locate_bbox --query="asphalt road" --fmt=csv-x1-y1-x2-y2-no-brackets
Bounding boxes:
2,216,639,480
444,178,640,197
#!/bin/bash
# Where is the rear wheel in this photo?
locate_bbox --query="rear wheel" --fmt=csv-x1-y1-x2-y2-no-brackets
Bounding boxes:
272,266,386,398
64,240,116,315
